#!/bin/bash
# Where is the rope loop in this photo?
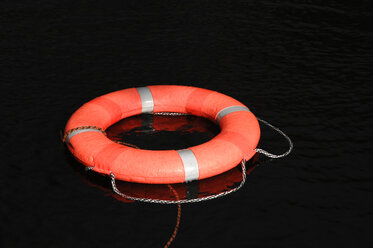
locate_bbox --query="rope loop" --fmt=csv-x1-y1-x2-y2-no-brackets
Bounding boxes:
255,117,293,158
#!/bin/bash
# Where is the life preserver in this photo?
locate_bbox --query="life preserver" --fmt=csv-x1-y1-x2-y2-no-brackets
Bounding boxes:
64,85,260,184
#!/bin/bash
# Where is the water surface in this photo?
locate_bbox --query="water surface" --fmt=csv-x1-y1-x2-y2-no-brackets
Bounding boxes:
2,1,372,247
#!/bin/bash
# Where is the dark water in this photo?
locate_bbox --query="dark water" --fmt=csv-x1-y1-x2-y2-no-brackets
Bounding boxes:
2,1,372,247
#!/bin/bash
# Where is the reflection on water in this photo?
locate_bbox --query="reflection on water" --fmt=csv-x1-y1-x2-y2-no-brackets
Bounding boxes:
106,113,221,150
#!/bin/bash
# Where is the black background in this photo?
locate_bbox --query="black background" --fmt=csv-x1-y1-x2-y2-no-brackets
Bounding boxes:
1,1,372,247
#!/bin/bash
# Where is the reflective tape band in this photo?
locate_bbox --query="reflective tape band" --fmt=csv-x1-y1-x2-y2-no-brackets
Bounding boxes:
177,149,199,182
136,87,154,113
65,128,104,144
216,106,250,125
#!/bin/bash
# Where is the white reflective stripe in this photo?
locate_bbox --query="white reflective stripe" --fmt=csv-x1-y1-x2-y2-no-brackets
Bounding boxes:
136,87,154,113
216,106,250,125
177,149,199,182
65,128,103,144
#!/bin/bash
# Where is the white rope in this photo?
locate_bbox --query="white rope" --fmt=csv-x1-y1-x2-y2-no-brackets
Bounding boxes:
110,160,247,204
255,117,293,158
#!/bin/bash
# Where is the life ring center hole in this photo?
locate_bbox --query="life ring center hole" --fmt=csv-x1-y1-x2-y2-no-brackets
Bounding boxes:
106,113,220,150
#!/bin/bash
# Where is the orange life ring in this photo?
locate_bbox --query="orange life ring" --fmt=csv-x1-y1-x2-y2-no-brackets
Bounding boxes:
64,85,260,184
